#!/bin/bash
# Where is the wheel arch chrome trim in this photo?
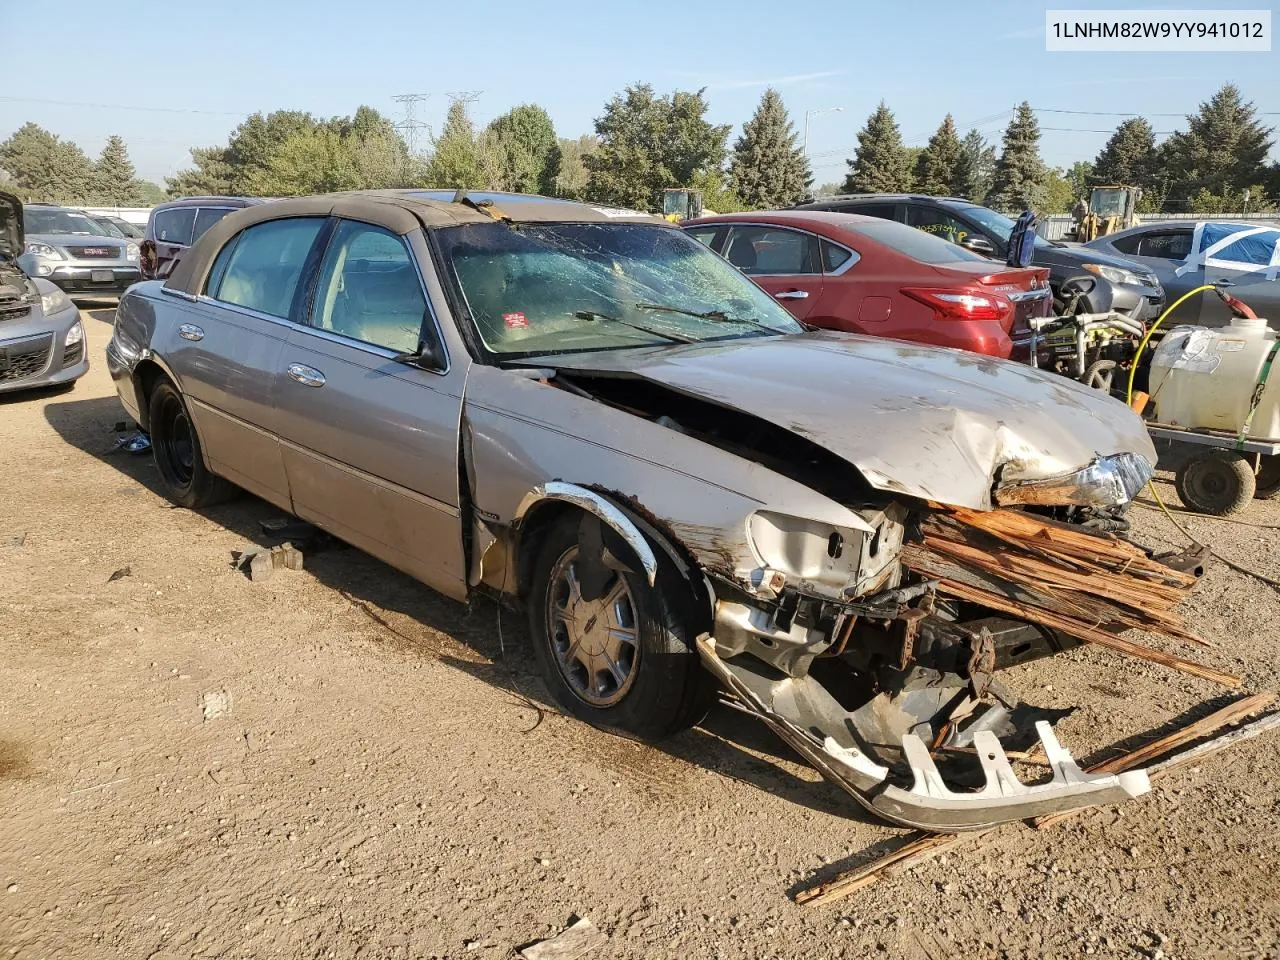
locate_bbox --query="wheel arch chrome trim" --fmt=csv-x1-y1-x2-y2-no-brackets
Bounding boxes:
514,481,659,586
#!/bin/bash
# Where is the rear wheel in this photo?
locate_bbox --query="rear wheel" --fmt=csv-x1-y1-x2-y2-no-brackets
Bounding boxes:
1175,450,1255,516
1254,455,1280,500
148,379,234,508
528,517,713,741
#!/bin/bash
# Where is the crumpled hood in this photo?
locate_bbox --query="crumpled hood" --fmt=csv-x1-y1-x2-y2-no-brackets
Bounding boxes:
538,331,1156,511
0,191,21,262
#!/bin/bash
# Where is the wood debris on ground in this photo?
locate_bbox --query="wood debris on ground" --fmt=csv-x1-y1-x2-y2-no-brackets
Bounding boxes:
902,506,1240,687
794,692,1279,908
518,918,607,960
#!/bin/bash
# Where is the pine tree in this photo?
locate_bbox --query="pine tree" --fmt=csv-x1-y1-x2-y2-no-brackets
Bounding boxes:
1162,84,1274,208
729,88,811,209
584,84,730,211
92,135,146,205
987,102,1046,212
429,101,485,190
913,115,962,196
1093,118,1156,188
842,102,910,193
952,129,996,202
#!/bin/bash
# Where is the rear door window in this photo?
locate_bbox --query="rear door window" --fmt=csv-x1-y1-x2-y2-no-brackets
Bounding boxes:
904,205,975,246
152,208,195,246
210,217,327,319
192,207,235,245
722,226,818,275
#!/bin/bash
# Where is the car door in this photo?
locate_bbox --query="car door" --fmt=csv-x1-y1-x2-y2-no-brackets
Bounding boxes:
720,224,822,319
1109,227,1203,323
150,206,196,278
1189,225,1280,327
272,218,468,601
169,215,329,510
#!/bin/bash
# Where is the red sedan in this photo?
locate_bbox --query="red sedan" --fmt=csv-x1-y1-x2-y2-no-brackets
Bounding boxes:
683,211,1052,359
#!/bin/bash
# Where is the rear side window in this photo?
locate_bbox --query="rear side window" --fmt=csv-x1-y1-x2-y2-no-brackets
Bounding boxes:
685,227,719,249
722,226,818,274
192,207,234,245
152,208,195,246
210,217,326,319
847,218,988,265
821,240,855,273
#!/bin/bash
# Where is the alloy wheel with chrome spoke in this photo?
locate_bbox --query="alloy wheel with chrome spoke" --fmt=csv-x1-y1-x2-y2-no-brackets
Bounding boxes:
546,546,640,707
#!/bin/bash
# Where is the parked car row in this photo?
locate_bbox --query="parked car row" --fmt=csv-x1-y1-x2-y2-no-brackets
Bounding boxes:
0,193,89,394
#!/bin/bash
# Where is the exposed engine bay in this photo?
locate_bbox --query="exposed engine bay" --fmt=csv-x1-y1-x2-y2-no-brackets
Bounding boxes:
510,359,1207,832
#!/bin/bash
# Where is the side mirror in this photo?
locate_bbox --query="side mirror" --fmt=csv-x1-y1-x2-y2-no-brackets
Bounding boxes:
393,337,444,372
962,235,996,256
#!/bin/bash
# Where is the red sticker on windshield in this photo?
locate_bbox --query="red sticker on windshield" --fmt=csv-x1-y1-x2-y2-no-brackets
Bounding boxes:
503,312,529,329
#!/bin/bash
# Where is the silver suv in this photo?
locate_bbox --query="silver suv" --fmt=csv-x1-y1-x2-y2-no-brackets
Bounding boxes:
18,204,141,297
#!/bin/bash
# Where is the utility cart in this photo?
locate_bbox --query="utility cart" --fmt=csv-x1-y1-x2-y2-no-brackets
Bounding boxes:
1147,422,1280,516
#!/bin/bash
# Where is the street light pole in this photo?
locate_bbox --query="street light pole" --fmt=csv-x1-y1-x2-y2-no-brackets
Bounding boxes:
803,106,844,156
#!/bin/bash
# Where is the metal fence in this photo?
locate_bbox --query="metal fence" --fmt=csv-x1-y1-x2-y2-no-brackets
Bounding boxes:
1038,212,1280,242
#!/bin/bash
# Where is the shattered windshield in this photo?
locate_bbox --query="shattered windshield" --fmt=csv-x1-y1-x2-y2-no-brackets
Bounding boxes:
435,221,803,358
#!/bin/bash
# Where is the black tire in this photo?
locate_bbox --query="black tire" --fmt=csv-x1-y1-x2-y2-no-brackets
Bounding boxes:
1084,359,1117,393
148,379,235,509
527,516,714,741
1175,450,1255,516
1255,456,1280,500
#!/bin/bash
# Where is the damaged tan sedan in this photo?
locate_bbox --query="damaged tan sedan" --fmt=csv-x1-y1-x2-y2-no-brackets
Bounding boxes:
108,190,1164,831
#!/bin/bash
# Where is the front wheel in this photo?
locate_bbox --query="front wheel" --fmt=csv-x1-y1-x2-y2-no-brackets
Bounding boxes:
148,379,235,509
528,517,713,741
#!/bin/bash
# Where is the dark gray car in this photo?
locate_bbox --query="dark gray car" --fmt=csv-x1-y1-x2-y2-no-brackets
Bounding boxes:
795,193,1167,321
1086,220,1280,326
107,190,1162,831
0,192,89,393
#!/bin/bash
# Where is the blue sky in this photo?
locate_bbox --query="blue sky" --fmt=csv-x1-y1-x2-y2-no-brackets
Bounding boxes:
2,0,1276,187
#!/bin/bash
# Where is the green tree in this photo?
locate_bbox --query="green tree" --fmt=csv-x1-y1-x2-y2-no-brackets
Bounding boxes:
1064,160,1094,200
166,145,235,196
429,101,486,189
987,102,1046,212
842,102,910,193
913,115,962,196
953,128,996,202
1163,84,1274,209
92,135,147,205
137,181,168,205
0,123,95,203
585,84,731,211
554,134,599,199
1040,167,1076,214
485,104,559,195
1092,118,1157,189
245,126,361,196
691,167,747,213
728,88,811,209
814,181,843,197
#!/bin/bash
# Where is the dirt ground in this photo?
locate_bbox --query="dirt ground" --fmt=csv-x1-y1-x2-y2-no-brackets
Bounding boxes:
2,310,1280,960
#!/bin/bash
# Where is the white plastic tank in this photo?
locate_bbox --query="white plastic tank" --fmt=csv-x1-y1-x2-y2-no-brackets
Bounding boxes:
1149,317,1280,438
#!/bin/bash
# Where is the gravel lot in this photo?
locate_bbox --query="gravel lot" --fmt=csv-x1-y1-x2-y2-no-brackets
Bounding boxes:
2,310,1279,960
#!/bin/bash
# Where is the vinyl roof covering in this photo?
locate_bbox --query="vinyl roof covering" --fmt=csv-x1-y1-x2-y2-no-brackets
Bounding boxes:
166,189,666,294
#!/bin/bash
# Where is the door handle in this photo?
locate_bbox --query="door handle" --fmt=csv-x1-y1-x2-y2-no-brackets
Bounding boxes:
178,323,204,341
775,290,809,301
287,363,326,388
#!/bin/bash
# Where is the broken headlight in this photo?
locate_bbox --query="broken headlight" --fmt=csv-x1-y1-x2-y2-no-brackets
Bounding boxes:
994,452,1153,508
